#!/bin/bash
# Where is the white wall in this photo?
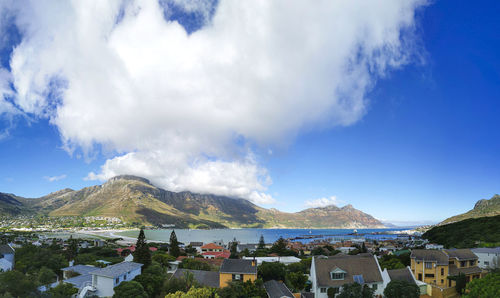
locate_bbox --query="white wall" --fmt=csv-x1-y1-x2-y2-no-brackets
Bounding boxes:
94,276,114,297
474,252,499,269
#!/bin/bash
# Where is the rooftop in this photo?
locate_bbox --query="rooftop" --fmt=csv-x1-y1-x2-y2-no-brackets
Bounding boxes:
264,280,294,298
90,261,143,278
201,243,224,250
387,267,415,284
61,264,97,275
444,249,478,260
313,253,383,287
449,264,483,276
0,244,14,255
471,247,500,254
410,249,449,265
172,269,219,288
220,259,257,274
64,274,92,289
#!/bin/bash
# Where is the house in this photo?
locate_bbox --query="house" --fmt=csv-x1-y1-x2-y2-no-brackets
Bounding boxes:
171,268,220,288
61,264,96,279
219,259,258,288
379,246,396,253
471,247,500,269
116,245,157,256
384,266,429,296
237,243,259,253
63,261,143,297
0,244,14,272
189,242,204,253
310,253,385,297
242,256,301,265
425,244,444,250
201,243,230,259
338,247,357,254
263,280,294,298
410,249,484,290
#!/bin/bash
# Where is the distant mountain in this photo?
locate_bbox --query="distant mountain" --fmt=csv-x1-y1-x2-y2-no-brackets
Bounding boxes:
0,175,385,229
440,194,500,225
0,192,27,215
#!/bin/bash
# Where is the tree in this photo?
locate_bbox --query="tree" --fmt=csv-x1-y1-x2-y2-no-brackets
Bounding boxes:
164,271,198,294
270,237,289,256
230,241,239,259
258,261,286,282
179,258,212,271
337,283,374,298
170,230,181,258
449,273,467,295
38,266,57,285
66,235,78,261
218,279,267,298
152,252,175,270
48,283,78,298
258,235,266,250
0,270,38,297
286,271,308,292
384,280,419,298
463,273,500,298
379,258,405,270
113,281,148,298
133,263,165,297
166,287,220,298
133,229,152,267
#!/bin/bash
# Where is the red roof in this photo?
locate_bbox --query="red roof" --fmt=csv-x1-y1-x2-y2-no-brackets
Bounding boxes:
201,243,224,250
116,245,157,254
202,250,230,259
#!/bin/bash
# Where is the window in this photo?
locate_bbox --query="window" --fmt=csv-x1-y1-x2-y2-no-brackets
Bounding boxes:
485,261,490,265
331,273,345,280
425,274,435,278
469,260,475,266
372,284,378,290
320,288,327,293
441,279,444,284
425,262,432,269
232,274,242,281
115,278,119,284
441,268,444,275
460,261,466,267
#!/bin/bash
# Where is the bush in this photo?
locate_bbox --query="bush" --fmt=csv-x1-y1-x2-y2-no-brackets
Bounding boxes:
384,280,419,298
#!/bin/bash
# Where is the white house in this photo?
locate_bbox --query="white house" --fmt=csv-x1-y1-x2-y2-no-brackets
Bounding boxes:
0,244,15,272
242,256,301,266
64,261,143,297
425,243,444,250
471,247,500,269
338,247,357,254
310,254,385,297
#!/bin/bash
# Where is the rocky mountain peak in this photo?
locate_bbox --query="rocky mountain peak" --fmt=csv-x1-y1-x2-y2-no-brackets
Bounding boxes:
107,175,151,185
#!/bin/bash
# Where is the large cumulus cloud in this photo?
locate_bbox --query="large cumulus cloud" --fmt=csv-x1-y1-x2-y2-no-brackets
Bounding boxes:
0,0,426,204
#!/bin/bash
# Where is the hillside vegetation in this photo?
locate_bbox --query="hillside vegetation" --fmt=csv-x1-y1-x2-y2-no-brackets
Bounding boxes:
441,194,500,224
423,215,500,248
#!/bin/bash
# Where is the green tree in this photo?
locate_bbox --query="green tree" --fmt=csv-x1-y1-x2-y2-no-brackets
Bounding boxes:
66,235,78,261
152,252,175,270
270,237,288,256
179,258,212,271
133,263,165,297
337,283,374,298
113,281,148,298
164,271,198,294
463,273,500,298
37,266,57,285
48,283,78,298
169,230,181,258
286,271,308,292
133,229,152,267
218,279,266,298
166,287,220,298
258,261,286,282
258,235,266,249
384,280,419,298
230,241,239,259
449,273,467,295
0,270,38,297
379,258,405,270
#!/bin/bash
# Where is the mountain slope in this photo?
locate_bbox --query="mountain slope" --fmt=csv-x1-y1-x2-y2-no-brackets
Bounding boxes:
0,193,29,215
441,194,500,225
2,175,385,229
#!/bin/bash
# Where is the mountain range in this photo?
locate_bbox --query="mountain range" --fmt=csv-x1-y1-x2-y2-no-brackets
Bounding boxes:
0,175,385,229
440,194,500,225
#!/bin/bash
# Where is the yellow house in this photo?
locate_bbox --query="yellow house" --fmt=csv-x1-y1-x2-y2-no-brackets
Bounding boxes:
219,258,257,288
410,249,484,289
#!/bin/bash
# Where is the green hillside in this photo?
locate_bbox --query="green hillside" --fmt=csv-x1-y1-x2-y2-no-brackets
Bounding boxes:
441,194,500,224
423,215,500,248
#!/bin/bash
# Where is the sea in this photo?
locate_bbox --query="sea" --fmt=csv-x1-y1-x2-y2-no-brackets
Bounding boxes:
116,228,409,244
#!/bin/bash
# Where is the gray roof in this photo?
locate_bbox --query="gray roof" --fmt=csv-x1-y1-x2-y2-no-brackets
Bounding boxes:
410,249,449,265
190,242,204,247
471,247,500,254
220,259,257,274
0,244,14,255
313,254,383,287
172,269,219,288
449,264,483,276
264,280,294,298
444,249,478,260
64,274,92,288
90,261,142,278
387,267,415,284
61,264,96,275
301,293,314,298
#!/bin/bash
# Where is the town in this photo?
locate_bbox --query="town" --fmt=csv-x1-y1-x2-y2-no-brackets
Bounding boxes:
0,227,498,298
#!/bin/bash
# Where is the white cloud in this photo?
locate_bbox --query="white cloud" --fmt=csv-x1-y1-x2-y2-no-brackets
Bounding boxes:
1,0,426,204
44,174,67,182
305,196,345,208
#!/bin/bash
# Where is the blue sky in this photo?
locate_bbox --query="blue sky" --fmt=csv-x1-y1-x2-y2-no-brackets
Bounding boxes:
0,1,499,225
